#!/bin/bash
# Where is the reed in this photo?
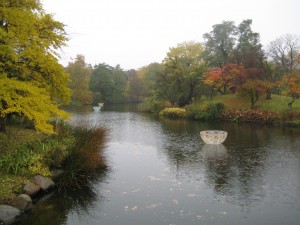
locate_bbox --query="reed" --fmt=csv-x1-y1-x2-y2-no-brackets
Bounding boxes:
56,126,108,188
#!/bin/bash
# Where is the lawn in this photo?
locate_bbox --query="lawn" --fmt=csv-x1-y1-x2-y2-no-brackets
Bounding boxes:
200,93,300,113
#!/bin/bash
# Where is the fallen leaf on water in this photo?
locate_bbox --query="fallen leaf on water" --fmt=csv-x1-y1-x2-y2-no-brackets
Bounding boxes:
172,199,179,205
146,203,162,209
149,176,161,181
187,193,196,197
131,206,138,211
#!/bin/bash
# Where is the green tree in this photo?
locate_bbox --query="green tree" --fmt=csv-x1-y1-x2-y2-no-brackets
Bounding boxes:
0,0,70,133
203,21,236,67
127,69,142,102
159,41,207,107
137,63,164,98
66,55,93,105
233,19,264,68
111,65,128,102
89,64,127,103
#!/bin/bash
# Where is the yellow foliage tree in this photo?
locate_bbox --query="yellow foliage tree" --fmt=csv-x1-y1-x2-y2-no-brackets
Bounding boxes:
0,77,69,134
0,0,71,133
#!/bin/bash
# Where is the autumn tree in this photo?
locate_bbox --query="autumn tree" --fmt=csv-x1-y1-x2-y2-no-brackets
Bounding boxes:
0,78,68,133
66,55,93,105
204,64,247,98
281,72,300,109
0,0,71,133
238,79,270,109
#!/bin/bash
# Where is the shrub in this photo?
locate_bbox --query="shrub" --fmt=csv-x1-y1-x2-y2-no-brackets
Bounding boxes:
221,109,280,124
186,102,225,121
0,131,75,176
159,108,187,119
56,126,108,188
280,110,300,122
138,97,166,113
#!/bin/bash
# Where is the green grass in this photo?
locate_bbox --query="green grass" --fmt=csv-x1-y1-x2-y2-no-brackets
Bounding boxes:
0,127,46,154
0,127,46,203
198,94,300,112
191,94,300,122
0,127,47,203
0,173,28,204
0,123,108,201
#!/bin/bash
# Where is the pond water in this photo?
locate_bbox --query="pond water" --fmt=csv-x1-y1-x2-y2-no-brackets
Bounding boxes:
16,105,300,225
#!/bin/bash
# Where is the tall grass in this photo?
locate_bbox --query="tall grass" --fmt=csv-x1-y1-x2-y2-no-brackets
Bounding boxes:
0,131,75,176
0,121,108,196
56,126,108,188
186,102,225,121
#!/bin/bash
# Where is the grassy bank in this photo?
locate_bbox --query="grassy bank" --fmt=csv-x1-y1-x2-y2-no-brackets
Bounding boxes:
159,94,300,126
0,124,107,204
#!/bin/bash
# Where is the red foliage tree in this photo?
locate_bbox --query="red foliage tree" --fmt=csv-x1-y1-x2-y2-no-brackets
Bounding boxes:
204,63,247,98
281,72,300,108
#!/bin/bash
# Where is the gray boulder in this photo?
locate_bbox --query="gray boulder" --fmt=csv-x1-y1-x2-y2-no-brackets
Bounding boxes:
0,205,21,224
23,181,40,196
32,175,55,191
12,194,33,211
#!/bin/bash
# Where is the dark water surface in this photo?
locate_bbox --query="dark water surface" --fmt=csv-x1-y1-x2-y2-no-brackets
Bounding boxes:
16,105,300,225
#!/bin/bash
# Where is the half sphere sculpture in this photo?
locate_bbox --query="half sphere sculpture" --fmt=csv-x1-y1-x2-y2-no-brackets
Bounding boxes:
200,130,228,144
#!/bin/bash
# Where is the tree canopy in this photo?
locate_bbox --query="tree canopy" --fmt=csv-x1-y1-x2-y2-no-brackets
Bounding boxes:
158,41,207,106
66,55,93,105
89,64,128,103
0,0,71,133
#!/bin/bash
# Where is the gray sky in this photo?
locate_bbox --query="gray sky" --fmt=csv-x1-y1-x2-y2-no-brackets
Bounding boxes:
42,0,300,70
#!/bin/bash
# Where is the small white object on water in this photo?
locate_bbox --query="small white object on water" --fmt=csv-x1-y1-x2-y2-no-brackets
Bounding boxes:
200,130,227,144
93,106,101,112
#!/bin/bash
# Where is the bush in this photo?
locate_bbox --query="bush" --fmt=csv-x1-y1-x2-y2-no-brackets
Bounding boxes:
221,109,280,124
56,126,108,188
138,97,166,113
280,110,300,122
0,129,75,176
186,102,225,121
159,108,187,119
0,121,107,182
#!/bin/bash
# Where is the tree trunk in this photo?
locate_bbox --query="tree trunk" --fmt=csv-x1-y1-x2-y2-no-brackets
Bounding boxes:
250,91,259,109
288,98,295,109
265,89,272,100
0,117,6,132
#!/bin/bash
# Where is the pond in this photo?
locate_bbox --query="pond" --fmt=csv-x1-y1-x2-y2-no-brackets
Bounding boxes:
16,105,300,225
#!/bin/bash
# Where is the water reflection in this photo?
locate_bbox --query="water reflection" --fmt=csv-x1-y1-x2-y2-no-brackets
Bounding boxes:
16,170,108,225
202,144,228,160
16,106,300,225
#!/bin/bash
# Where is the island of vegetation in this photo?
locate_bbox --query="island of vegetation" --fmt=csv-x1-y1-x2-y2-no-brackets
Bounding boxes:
0,0,299,217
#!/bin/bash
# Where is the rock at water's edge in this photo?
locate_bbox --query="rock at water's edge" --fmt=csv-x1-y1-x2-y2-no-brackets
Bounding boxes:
23,181,40,196
32,175,55,191
12,194,33,211
0,205,21,224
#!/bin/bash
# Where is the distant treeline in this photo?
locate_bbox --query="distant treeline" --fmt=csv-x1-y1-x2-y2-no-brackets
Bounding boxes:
67,19,300,111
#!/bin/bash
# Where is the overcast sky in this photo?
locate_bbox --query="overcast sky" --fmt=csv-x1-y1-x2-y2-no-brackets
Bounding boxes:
42,0,300,70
